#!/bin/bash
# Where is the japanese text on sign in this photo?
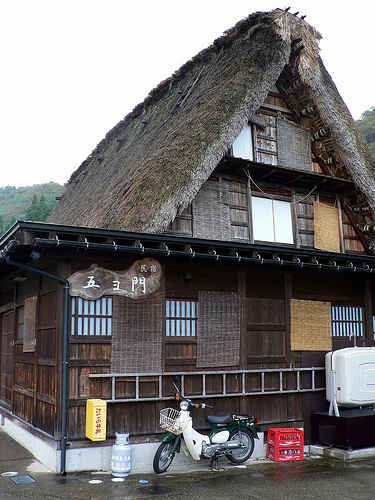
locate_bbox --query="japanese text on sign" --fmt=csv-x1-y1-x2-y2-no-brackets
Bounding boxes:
68,258,162,300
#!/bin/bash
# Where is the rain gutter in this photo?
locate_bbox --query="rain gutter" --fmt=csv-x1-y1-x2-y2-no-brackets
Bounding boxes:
0,240,70,476
33,237,375,274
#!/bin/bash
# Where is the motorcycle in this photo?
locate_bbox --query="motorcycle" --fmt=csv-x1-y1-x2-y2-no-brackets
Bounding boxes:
153,376,259,474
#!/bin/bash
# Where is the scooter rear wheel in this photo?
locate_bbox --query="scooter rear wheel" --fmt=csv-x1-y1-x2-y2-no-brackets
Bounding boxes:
153,441,175,474
226,428,254,464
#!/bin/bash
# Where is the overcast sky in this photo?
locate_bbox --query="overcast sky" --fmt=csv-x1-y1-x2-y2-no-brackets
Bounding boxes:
1,0,374,188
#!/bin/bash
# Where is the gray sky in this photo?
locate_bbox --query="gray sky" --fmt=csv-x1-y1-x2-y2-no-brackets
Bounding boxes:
1,0,374,188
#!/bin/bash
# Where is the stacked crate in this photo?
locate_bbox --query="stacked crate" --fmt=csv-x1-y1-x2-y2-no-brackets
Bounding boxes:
267,428,304,462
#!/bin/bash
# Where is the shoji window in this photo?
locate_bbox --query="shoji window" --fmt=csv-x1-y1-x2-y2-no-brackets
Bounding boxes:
71,297,113,337
331,306,363,337
166,299,197,338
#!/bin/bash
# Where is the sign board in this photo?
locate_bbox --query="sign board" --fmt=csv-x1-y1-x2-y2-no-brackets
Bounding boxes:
68,258,162,300
86,399,107,441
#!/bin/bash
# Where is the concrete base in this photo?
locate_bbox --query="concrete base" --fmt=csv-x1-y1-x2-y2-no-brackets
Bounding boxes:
0,414,270,474
309,444,375,462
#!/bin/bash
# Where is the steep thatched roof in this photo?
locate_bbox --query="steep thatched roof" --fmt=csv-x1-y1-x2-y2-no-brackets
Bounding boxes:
48,9,375,233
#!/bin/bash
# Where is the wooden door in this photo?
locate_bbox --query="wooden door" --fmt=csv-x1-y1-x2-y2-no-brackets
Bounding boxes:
34,292,58,435
1,311,14,403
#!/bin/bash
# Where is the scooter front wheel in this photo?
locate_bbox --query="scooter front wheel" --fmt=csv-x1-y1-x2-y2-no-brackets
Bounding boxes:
226,428,255,464
153,441,175,474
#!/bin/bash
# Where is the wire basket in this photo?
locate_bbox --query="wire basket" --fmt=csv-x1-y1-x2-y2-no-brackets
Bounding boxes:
159,408,187,435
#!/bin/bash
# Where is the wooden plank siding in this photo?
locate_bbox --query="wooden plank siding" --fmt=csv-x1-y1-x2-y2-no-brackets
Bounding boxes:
1,252,373,444
10,291,58,436
61,262,374,440
167,178,367,254
75,263,325,440
1,309,14,404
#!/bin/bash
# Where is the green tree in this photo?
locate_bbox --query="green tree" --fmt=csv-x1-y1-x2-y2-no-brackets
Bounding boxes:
357,106,375,158
0,182,65,235
25,195,38,220
25,194,54,222
5,216,17,232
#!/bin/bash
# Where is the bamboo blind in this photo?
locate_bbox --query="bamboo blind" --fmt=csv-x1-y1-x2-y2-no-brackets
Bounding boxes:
197,291,241,368
290,298,332,351
314,201,340,253
277,117,311,171
23,296,37,352
111,294,163,373
193,180,231,241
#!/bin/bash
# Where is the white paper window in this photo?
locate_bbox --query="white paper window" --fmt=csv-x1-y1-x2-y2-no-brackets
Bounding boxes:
232,124,254,161
252,197,293,244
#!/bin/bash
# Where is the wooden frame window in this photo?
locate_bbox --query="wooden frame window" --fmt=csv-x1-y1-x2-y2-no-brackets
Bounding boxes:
232,124,254,161
252,196,293,244
71,297,112,337
332,305,363,337
166,299,197,338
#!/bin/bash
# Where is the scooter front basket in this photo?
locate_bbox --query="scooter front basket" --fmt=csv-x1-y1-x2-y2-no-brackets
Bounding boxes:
159,408,187,435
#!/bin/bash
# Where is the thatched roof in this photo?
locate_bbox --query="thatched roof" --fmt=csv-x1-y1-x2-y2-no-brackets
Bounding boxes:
48,8,375,233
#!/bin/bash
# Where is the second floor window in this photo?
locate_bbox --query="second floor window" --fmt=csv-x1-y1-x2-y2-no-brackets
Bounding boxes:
252,196,293,244
232,124,254,161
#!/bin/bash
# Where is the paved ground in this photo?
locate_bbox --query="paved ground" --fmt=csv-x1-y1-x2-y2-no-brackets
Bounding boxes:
3,428,375,499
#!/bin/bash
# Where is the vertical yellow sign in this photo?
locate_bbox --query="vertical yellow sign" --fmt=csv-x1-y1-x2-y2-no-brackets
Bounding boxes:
86,399,107,441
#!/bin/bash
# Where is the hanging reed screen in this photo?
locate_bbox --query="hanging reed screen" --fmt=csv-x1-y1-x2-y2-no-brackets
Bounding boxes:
314,202,340,253
111,294,163,373
193,180,231,241
290,299,332,351
277,117,311,171
23,296,37,352
197,291,241,368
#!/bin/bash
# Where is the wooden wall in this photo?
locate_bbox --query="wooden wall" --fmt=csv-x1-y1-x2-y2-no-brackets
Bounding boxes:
2,252,374,444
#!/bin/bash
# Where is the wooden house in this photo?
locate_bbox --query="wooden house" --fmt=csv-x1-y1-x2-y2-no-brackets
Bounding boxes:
1,9,375,473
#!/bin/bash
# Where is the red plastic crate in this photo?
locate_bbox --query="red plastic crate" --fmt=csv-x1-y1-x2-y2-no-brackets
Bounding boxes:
267,428,304,462
267,446,303,461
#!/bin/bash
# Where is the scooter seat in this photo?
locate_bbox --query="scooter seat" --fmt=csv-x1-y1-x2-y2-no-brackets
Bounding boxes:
205,412,232,424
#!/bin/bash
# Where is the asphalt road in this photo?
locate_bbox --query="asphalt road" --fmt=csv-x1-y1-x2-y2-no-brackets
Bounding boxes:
2,429,375,499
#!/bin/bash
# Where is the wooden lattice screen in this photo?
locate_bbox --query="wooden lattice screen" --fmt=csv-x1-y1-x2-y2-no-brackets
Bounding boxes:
314,201,340,253
193,180,231,241
23,296,37,352
197,291,241,368
111,294,163,373
290,299,332,351
277,117,311,171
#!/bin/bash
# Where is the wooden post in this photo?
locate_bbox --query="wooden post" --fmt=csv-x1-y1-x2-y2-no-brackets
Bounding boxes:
364,280,373,344
284,274,293,365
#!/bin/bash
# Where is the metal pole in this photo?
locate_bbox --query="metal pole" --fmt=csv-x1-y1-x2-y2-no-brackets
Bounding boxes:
60,282,70,475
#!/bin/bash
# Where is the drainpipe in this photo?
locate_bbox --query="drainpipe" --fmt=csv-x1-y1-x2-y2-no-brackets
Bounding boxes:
2,245,70,475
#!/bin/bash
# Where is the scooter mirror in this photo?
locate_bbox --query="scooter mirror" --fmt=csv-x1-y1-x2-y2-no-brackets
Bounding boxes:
173,375,178,383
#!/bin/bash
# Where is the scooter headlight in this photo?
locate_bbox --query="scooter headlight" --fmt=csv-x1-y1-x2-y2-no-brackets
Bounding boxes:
180,400,189,411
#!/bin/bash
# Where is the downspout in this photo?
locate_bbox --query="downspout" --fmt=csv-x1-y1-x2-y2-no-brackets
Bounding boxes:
2,245,70,475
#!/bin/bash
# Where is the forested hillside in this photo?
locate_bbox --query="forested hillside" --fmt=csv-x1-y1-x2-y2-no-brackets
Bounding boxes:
356,106,375,157
0,182,65,235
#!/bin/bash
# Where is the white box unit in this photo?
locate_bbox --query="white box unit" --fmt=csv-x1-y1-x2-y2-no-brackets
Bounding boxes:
326,347,375,407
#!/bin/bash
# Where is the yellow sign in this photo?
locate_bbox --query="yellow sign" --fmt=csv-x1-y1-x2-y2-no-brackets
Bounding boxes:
86,399,107,441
